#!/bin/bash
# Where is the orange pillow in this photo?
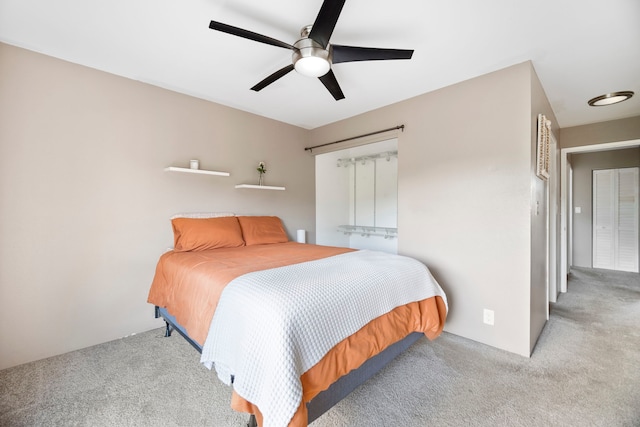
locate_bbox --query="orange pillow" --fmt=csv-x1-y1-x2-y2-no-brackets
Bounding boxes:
236,216,289,246
171,216,245,251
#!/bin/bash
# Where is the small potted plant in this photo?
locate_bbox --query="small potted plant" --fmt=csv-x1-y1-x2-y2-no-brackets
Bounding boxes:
257,162,267,186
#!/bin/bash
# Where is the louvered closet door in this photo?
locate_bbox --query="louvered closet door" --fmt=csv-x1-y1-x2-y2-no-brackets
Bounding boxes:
592,167,639,272
593,170,615,269
617,168,639,272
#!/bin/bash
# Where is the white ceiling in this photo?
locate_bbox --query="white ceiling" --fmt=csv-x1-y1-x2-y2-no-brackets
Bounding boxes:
1,0,639,130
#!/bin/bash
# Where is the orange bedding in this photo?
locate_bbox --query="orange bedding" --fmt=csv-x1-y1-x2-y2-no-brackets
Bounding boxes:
148,242,447,426
232,295,447,427
148,242,354,346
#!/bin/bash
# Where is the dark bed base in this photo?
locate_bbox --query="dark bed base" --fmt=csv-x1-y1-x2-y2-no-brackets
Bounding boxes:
155,306,422,426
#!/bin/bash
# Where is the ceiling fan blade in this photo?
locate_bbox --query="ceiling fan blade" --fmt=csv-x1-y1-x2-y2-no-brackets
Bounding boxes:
209,21,295,50
331,45,414,63
318,69,345,100
308,0,346,48
251,64,295,92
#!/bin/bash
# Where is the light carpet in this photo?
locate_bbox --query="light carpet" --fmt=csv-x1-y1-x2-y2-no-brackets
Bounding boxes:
1,267,638,426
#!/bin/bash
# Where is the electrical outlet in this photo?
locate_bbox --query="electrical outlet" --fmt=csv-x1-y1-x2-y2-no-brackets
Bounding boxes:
483,309,495,326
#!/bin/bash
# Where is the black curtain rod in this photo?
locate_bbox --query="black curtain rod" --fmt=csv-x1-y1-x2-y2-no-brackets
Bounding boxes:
304,125,404,152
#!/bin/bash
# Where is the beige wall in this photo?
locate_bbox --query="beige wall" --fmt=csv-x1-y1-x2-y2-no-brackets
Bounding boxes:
310,62,553,357
561,116,640,148
0,43,314,370
570,148,640,268
1,42,557,368
529,66,558,351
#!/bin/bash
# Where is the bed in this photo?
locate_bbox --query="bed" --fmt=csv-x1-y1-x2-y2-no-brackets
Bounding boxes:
147,215,447,427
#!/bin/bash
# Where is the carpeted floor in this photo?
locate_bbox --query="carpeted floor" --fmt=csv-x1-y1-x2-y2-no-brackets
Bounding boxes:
1,267,639,426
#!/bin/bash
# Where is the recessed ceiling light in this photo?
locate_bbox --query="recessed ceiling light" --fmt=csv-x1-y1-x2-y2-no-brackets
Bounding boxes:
588,91,634,107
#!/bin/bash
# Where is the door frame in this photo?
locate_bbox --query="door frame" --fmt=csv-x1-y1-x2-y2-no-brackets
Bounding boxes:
548,132,559,306
559,138,640,293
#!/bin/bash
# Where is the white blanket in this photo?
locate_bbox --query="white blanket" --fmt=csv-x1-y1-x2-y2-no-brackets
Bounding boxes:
200,249,447,427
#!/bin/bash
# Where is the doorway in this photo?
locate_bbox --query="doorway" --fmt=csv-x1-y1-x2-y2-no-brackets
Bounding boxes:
315,138,399,253
560,139,640,292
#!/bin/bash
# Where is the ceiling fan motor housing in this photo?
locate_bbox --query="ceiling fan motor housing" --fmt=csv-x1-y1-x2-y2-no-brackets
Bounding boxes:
293,37,331,77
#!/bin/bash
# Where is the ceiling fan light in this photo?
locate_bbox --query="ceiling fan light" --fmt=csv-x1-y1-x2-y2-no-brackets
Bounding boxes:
588,91,634,106
293,37,331,78
295,56,330,77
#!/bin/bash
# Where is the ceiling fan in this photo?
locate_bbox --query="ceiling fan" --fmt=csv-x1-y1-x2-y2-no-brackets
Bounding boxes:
209,0,414,100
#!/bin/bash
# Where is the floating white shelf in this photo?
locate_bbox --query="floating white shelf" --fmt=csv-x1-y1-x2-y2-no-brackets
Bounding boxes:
164,166,230,177
235,184,285,191
337,225,398,239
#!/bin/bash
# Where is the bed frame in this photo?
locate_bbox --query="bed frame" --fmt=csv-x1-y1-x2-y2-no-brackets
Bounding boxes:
155,306,422,426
